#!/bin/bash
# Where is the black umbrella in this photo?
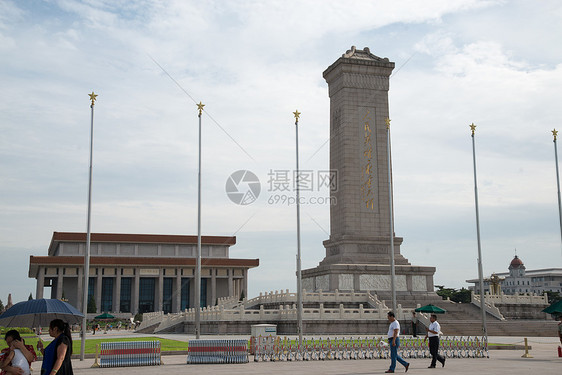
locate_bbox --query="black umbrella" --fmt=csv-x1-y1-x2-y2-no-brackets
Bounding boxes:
0,299,84,327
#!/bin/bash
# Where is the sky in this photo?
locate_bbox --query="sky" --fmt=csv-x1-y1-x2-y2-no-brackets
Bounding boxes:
1,0,562,305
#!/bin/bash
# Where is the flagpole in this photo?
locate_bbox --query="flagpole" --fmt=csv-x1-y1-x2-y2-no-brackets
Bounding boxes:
81,91,97,361
552,129,562,258
385,118,397,313
195,102,204,339
470,123,488,340
293,110,303,346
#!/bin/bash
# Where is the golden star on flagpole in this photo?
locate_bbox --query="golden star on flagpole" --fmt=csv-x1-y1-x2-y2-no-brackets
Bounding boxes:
88,91,97,106
553,128,558,141
470,123,476,136
197,101,205,116
293,110,301,122
385,117,391,129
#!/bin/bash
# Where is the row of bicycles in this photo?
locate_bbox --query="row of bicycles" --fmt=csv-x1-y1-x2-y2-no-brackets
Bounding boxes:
252,335,488,362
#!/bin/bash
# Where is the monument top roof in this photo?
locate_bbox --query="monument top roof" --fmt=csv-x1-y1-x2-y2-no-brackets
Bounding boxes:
323,46,395,79
341,46,390,62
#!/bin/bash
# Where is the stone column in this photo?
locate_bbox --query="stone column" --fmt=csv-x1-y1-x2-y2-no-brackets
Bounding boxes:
189,277,194,308
114,272,121,313
76,267,83,311
56,268,64,300
36,266,44,299
406,275,413,292
243,269,248,299
329,273,338,291
96,271,102,313
175,272,181,312
157,271,164,312
132,273,140,315
228,269,234,297
426,275,434,292
211,269,216,307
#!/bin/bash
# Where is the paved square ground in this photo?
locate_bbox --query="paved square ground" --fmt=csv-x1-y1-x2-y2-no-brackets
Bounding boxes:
34,333,561,375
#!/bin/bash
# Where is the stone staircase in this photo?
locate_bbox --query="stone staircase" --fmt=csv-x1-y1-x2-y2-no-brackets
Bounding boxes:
413,299,557,337
434,319,558,337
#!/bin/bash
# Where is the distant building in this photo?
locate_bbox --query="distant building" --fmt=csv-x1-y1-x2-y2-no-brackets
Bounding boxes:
28,232,259,315
466,255,562,295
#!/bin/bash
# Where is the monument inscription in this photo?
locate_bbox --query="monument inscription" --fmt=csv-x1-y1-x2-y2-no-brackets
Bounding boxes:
360,107,376,211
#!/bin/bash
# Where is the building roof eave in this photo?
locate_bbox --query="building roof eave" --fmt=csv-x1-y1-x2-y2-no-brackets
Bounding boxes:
29,255,259,269
48,232,237,256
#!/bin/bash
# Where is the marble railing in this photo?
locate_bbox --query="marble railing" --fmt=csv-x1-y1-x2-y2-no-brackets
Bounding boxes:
243,289,386,309
148,303,421,333
479,292,548,305
139,311,165,329
139,290,416,333
470,292,505,320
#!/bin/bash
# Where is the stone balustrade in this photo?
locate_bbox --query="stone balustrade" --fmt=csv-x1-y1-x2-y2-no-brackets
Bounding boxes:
139,311,165,328
149,305,420,333
139,290,420,333
479,292,548,305
470,292,505,320
243,289,387,309
216,295,240,308
179,303,404,322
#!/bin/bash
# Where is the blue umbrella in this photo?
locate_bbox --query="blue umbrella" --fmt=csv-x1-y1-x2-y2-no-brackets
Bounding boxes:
0,299,84,328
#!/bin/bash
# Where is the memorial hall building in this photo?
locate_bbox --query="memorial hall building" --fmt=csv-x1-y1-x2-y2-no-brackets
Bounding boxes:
28,232,259,316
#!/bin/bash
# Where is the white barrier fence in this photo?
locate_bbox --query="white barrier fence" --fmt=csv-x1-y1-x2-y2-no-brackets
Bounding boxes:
252,335,488,362
98,341,161,367
187,339,249,364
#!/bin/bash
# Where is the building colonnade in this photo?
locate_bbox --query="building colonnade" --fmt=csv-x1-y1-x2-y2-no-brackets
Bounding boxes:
35,264,248,315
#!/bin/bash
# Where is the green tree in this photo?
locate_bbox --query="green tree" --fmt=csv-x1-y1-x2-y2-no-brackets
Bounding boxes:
28,293,33,301
435,286,471,303
451,288,471,303
87,295,97,313
435,285,456,300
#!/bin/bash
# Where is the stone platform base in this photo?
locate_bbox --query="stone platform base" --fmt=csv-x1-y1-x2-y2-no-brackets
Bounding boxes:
179,320,393,336
302,263,436,298
177,319,559,337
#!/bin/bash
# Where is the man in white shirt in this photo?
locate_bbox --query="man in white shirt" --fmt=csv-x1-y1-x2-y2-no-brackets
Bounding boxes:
385,311,409,373
424,314,445,368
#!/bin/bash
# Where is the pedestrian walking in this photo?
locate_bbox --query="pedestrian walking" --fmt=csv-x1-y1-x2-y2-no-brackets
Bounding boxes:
424,314,445,368
385,311,409,373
